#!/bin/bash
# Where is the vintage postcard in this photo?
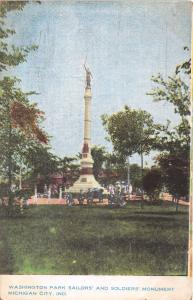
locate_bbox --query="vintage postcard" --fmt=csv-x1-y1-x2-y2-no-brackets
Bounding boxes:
0,0,192,299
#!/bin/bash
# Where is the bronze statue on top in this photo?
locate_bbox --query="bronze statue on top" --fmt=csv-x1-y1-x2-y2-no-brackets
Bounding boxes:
84,64,92,88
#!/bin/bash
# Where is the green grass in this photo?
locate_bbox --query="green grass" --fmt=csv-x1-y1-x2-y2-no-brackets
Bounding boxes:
0,202,189,275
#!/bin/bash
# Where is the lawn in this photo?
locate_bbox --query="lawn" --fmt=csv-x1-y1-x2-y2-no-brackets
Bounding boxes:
0,202,189,275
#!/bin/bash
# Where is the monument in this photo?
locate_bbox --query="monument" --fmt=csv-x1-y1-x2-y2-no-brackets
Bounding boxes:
68,65,103,193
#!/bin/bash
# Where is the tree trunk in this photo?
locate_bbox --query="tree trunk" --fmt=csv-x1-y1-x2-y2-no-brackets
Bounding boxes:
175,197,179,212
19,165,22,190
127,156,130,200
140,149,144,209
7,122,13,215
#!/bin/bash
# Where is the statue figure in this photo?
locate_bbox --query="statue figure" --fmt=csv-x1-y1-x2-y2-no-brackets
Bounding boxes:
84,64,92,88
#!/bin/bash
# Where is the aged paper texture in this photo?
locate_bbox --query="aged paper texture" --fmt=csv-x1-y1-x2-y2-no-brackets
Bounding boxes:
0,0,192,299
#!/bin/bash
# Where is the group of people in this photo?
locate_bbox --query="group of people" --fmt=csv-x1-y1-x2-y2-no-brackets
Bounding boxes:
64,186,128,207
64,188,104,206
39,182,133,207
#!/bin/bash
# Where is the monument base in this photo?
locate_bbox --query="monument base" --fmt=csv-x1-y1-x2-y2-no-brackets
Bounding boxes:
67,174,104,193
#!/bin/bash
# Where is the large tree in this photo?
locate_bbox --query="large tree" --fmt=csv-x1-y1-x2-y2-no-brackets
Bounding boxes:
142,167,162,201
0,2,48,214
102,106,156,159
148,52,190,203
102,106,156,194
0,77,48,210
25,145,58,187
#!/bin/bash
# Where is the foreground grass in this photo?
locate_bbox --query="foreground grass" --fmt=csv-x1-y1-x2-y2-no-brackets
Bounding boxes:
0,202,189,275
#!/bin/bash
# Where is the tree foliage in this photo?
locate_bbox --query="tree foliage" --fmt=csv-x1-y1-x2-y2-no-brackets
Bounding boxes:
58,156,80,185
156,153,189,198
0,76,49,205
148,53,190,199
25,145,58,185
143,167,162,201
148,48,190,118
130,163,149,191
91,145,107,179
102,106,156,159
0,2,48,213
0,1,38,72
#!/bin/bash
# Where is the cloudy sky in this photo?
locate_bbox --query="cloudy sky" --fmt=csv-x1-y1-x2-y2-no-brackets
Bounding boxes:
5,0,191,163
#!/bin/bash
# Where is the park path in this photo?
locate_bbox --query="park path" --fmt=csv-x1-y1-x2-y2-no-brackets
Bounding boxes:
27,193,189,206
160,192,189,206
27,198,109,206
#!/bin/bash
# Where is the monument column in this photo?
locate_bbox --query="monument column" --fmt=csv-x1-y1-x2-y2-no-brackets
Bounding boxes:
80,66,94,177
82,86,92,159
84,88,91,148
68,65,103,193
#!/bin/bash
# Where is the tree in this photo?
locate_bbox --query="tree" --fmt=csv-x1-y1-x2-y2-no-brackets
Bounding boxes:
130,163,149,192
58,156,80,186
156,152,188,211
0,2,48,214
148,50,190,153
0,1,38,72
0,77,48,212
102,106,156,158
142,167,162,202
148,52,190,206
102,106,156,200
91,145,107,179
148,52,190,118
97,151,127,185
25,145,58,188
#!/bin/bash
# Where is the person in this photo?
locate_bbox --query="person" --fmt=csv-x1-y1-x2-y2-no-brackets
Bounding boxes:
78,190,84,205
48,187,51,199
129,184,133,194
114,188,121,205
99,189,104,203
66,192,73,206
120,188,126,207
108,190,114,205
87,188,93,205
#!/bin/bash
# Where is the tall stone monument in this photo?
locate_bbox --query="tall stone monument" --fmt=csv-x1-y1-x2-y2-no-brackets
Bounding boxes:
68,65,103,193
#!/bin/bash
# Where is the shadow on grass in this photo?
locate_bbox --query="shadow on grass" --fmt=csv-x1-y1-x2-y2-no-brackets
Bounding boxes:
134,210,188,216
98,213,188,227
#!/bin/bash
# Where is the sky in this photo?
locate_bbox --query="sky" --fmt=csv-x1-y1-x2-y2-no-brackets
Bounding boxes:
5,0,192,164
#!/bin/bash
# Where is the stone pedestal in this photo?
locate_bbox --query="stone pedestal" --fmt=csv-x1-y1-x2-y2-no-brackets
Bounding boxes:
68,156,102,193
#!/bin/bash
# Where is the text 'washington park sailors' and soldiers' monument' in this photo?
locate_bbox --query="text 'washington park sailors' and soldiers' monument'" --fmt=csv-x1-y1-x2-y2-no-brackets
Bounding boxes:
67,65,104,193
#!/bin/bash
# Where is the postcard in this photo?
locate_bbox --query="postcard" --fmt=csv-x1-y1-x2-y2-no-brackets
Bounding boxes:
0,0,192,299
